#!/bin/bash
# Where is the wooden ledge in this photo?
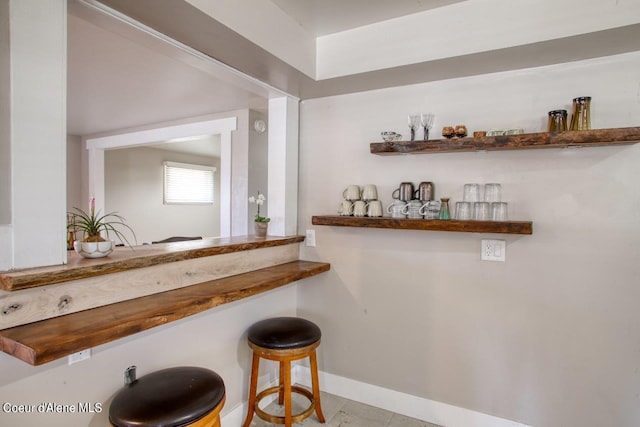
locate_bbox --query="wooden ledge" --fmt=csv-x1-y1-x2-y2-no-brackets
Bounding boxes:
370,126,640,155
312,215,532,235
0,260,330,365
0,235,305,291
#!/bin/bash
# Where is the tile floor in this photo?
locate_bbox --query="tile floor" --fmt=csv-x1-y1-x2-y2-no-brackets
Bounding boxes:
248,389,442,427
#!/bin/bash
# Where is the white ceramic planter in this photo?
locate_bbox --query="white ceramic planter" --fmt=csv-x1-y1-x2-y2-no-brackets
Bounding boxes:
73,240,115,258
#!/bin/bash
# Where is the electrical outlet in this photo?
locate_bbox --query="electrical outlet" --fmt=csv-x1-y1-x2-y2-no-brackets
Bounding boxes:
68,349,91,365
305,229,316,247
481,239,506,262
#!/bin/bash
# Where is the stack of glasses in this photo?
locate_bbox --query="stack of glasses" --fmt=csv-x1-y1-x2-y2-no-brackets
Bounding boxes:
455,183,508,221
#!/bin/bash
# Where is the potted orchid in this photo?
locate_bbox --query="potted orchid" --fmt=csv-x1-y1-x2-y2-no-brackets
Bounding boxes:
249,192,270,238
67,197,136,258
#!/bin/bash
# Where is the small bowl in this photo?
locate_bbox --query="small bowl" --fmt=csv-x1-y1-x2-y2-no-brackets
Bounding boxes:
486,130,505,136
381,131,401,142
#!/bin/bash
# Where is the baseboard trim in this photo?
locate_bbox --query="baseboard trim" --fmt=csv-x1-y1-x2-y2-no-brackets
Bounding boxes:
294,365,533,427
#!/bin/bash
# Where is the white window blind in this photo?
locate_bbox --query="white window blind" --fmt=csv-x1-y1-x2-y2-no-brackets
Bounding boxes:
163,161,215,204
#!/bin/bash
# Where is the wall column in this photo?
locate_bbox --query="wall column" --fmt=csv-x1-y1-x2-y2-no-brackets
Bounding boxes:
0,0,67,270
267,97,299,236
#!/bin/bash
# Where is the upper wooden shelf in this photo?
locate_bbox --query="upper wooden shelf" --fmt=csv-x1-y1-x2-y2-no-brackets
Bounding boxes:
0,260,330,365
0,235,304,291
370,127,640,155
312,215,532,235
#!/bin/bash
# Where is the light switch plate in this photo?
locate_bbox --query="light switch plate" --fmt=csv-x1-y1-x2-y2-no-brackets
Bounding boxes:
481,239,506,262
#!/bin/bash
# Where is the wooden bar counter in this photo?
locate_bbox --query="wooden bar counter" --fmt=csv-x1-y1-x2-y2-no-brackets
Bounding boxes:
0,236,330,365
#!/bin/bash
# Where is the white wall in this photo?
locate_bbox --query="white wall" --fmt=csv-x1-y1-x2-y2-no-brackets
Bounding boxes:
1,0,67,269
298,52,640,427
105,147,220,244
316,0,640,79
66,135,82,213
0,285,297,426
0,0,10,225
248,110,269,225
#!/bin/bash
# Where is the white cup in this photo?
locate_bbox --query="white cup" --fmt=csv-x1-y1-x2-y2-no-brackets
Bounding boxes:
401,200,423,219
362,184,378,201
338,200,354,216
367,200,383,217
353,200,369,217
387,200,407,219
342,185,361,201
420,200,441,219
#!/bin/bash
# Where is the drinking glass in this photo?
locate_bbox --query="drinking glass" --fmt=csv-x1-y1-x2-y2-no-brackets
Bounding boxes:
420,113,434,141
473,202,491,220
484,183,502,203
491,202,508,221
455,202,472,220
463,184,481,202
408,115,421,141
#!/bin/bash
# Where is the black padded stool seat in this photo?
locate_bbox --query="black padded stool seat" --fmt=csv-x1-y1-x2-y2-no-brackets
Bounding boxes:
109,366,225,427
248,317,322,350
243,317,325,427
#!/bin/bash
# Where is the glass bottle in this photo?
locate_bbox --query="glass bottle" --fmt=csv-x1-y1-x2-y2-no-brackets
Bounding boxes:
569,96,591,131
438,197,451,220
547,110,567,132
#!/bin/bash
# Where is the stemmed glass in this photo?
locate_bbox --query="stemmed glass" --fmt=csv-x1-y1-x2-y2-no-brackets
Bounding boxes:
420,113,434,141
408,115,421,141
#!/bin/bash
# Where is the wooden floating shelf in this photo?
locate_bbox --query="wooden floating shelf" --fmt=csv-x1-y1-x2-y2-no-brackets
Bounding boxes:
312,215,532,235
370,127,640,155
0,260,330,365
0,235,305,292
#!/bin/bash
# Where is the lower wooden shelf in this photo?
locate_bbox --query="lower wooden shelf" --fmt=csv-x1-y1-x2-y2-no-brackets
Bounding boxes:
312,215,532,235
0,260,330,366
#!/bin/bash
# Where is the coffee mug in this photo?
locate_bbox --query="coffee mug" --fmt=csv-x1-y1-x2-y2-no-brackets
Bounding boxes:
367,200,383,217
362,184,378,201
343,185,361,201
401,200,424,219
420,200,441,219
387,200,407,219
353,200,369,217
338,200,354,216
392,182,414,202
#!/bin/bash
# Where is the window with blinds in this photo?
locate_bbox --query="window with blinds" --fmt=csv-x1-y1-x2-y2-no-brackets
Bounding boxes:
163,161,215,204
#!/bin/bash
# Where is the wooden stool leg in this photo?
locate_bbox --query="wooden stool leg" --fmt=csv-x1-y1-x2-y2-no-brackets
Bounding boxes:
242,353,260,427
278,360,285,405
309,350,326,423
283,359,292,427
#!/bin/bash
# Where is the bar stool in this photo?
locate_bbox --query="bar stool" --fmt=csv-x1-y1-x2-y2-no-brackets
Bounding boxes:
109,366,226,427
242,317,325,427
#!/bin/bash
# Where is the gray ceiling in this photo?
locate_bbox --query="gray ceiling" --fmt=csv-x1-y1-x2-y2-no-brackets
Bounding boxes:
68,0,640,137
269,0,465,36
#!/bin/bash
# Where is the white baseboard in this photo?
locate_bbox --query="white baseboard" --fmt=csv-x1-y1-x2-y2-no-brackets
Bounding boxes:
294,365,533,427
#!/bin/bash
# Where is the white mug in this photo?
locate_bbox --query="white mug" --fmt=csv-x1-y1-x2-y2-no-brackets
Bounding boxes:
367,200,383,217
342,185,361,201
401,200,424,219
362,184,378,201
353,200,369,217
387,200,407,219
338,200,354,216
